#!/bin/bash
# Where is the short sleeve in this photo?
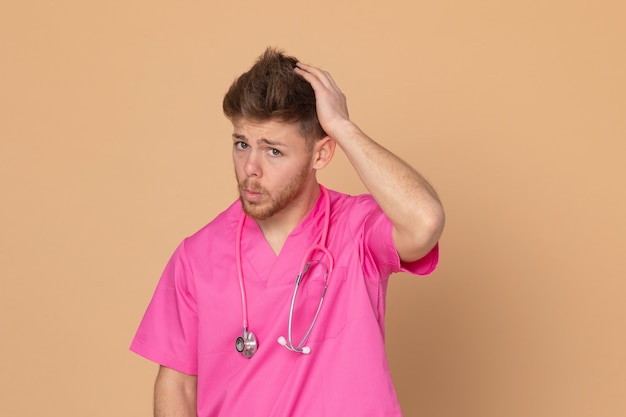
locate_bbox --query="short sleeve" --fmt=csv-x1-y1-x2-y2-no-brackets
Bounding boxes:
130,239,198,375
363,201,439,277
399,242,439,275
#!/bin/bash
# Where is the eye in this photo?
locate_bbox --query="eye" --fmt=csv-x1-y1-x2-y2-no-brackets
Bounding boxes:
268,148,282,157
234,141,249,150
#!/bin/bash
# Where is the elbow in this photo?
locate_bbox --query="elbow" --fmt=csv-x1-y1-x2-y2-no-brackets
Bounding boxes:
418,206,445,254
427,204,446,244
396,205,445,263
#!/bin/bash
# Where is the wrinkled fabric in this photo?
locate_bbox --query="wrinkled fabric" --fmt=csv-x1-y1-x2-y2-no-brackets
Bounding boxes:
131,187,438,417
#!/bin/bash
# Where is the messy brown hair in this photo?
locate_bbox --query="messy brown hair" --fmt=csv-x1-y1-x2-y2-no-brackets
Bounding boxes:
222,47,326,145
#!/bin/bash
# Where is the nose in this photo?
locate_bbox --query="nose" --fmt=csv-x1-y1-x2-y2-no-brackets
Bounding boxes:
243,151,261,178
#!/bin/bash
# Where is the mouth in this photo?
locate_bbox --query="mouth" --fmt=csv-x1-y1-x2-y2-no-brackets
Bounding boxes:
240,186,265,203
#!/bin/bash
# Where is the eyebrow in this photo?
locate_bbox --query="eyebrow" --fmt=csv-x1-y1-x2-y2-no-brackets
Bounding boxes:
232,133,286,147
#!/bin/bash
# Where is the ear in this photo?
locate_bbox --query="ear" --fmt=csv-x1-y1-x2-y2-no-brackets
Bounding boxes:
311,136,336,170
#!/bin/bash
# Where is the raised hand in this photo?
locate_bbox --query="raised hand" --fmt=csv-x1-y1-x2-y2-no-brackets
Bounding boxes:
296,61,444,263
294,62,353,140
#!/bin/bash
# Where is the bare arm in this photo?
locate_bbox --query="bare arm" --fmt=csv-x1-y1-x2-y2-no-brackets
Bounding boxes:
295,63,445,262
154,366,197,417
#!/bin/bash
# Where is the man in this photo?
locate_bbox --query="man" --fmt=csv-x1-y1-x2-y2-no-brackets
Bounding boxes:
131,47,445,416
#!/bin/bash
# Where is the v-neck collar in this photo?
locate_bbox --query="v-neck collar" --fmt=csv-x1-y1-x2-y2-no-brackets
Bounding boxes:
239,190,326,287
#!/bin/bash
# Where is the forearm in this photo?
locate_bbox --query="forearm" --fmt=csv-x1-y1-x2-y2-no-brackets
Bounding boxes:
335,122,445,261
293,62,444,260
154,366,198,417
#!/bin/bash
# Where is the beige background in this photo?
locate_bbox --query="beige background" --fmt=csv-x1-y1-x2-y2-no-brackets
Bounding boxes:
1,1,625,416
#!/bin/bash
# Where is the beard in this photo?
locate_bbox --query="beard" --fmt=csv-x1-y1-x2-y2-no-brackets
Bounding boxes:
238,165,311,221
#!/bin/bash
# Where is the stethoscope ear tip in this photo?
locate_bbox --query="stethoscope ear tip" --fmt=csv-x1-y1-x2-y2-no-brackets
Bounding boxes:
237,186,332,358
278,335,311,354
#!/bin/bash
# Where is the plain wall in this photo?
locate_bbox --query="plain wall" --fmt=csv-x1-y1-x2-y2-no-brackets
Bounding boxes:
1,1,625,416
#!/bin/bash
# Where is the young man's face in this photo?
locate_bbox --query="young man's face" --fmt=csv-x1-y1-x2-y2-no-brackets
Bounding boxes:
231,119,317,221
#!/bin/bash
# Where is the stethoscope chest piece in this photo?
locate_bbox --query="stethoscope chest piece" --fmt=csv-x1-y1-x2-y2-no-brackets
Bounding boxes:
236,328,257,359
235,186,334,357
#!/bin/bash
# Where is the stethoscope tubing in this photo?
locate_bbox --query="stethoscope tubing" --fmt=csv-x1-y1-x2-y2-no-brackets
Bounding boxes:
286,244,332,352
236,185,333,356
236,206,250,332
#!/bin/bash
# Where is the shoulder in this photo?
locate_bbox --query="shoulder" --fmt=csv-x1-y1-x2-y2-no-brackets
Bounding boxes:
324,188,388,239
327,188,382,220
182,200,242,252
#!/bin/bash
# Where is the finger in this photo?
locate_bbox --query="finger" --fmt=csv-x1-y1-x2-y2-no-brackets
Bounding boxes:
294,66,325,94
295,62,335,90
297,63,341,90
298,64,335,89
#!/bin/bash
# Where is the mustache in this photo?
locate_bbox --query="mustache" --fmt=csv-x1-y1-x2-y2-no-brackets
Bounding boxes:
239,179,267,194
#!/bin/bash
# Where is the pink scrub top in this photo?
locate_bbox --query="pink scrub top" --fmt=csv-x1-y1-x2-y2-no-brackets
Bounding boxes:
131,188,438,417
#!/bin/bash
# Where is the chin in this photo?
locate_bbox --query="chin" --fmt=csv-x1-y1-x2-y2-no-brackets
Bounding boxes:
241,201,272,221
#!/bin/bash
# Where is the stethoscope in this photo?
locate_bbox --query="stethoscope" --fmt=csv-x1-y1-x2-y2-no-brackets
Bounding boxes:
235,185,334,358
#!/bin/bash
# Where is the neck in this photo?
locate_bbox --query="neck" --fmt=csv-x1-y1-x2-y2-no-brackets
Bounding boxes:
257,182,321,255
